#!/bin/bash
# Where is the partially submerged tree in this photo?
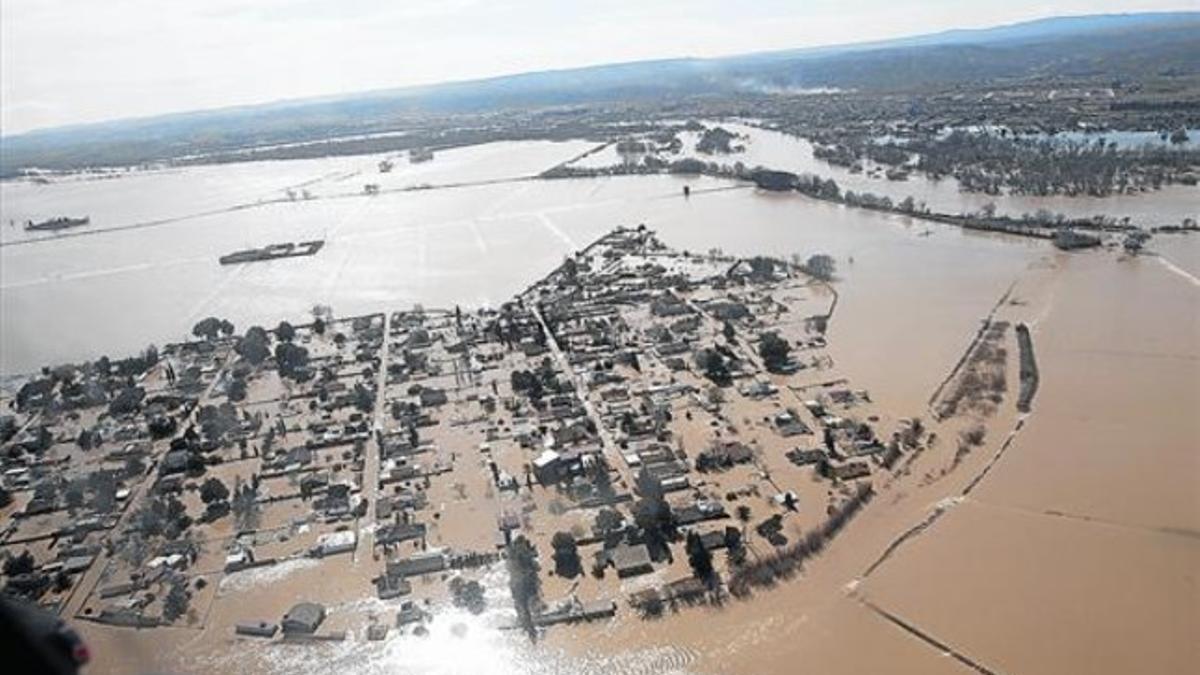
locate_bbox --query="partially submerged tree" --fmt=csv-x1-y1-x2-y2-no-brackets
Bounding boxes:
506,535,541,639
550,531,581,578
275,321,297,343
685,531,715,586
758,332,792,372
235,326,271,365
449,576,487,615
162,575,190,623
801,254,836,281
199,477,229,506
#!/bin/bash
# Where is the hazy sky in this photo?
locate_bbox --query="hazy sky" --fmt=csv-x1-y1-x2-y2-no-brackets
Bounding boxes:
1,0,1192,135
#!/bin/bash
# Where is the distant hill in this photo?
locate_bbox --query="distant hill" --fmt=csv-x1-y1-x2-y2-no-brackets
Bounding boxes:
3,12,1198,176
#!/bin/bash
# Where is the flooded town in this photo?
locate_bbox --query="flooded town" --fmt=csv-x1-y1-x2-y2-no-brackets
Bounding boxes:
2,6,1198,675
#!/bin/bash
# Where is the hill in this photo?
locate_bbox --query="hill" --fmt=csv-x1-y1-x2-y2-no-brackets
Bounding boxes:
2,12,1197,176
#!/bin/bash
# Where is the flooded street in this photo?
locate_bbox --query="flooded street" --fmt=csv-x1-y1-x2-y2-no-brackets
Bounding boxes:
4,135,1197,674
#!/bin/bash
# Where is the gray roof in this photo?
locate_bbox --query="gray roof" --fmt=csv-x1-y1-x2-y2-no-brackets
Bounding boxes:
610,543,652,573
281,602,325,633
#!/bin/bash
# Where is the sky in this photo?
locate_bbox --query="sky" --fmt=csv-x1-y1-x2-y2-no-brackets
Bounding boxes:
1,0,1193,135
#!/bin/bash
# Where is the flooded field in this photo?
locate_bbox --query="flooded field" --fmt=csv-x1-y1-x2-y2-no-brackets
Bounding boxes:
2,134,1197,675
860,251,1200,674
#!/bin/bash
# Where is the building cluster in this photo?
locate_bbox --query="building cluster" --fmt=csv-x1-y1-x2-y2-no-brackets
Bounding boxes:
1,226,911,647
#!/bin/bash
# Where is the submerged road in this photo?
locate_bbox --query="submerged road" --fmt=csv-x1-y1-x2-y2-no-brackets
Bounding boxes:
358,311,391,560
530,305,624,475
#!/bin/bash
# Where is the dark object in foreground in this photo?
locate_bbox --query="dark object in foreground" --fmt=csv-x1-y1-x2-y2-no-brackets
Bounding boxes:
0,596,89,674
220,239,325,265
25,216,90,232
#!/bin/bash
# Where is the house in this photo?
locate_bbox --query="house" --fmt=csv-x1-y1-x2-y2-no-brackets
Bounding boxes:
740,380,777,398
609,543,653,578
224,548,255,572
60,555,95,575
531,450,563,485
818,458,871,481
673,500,727,526
396,600,426,626
160,450,190,475
375,522,426,547
311,530,356,557
282,602,326,634
386,550,447,578
774,411,811,437
650,297,691,317
376,575,412,600
785,448,826,466
663,577,709,603
695,440,754,471
695,528,731,551
706,300,750,321
418,388,448,408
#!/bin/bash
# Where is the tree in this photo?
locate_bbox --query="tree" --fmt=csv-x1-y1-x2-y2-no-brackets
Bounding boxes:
231,478,261,531
88,471,118,513
695,348,731,387
76,429,96,451
275,321,297,343
633,471,674,558
550,531,581,578
506,536,541,639
199,477,229,505
685,531,715,585
802,254,836,281
227,377,247,402
162,575,190,623
125,456,147,480
4,550,35,576
108,385,145,416
589,459,615,499
275,342,310,380
449,577,487,614
236,326,271,366
63,482,86,511
593,508,624,537
758,332,792,372
736,504,753,533
352,383,375,413
192,317,223,341
0,417,17,445
722,321,736,342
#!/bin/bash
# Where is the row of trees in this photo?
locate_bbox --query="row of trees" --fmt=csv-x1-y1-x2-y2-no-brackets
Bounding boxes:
728,483,874,598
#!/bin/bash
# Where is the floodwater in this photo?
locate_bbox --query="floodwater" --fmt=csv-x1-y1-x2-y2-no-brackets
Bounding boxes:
2,135,1042,394
702,122,1200,226
4,133,1198,674
859,250,1200,674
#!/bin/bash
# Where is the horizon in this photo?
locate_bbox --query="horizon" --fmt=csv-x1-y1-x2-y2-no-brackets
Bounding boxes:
2,1,1195,136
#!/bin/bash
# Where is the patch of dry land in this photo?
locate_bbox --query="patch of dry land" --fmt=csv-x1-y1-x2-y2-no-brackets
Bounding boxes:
2,225,1195,675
